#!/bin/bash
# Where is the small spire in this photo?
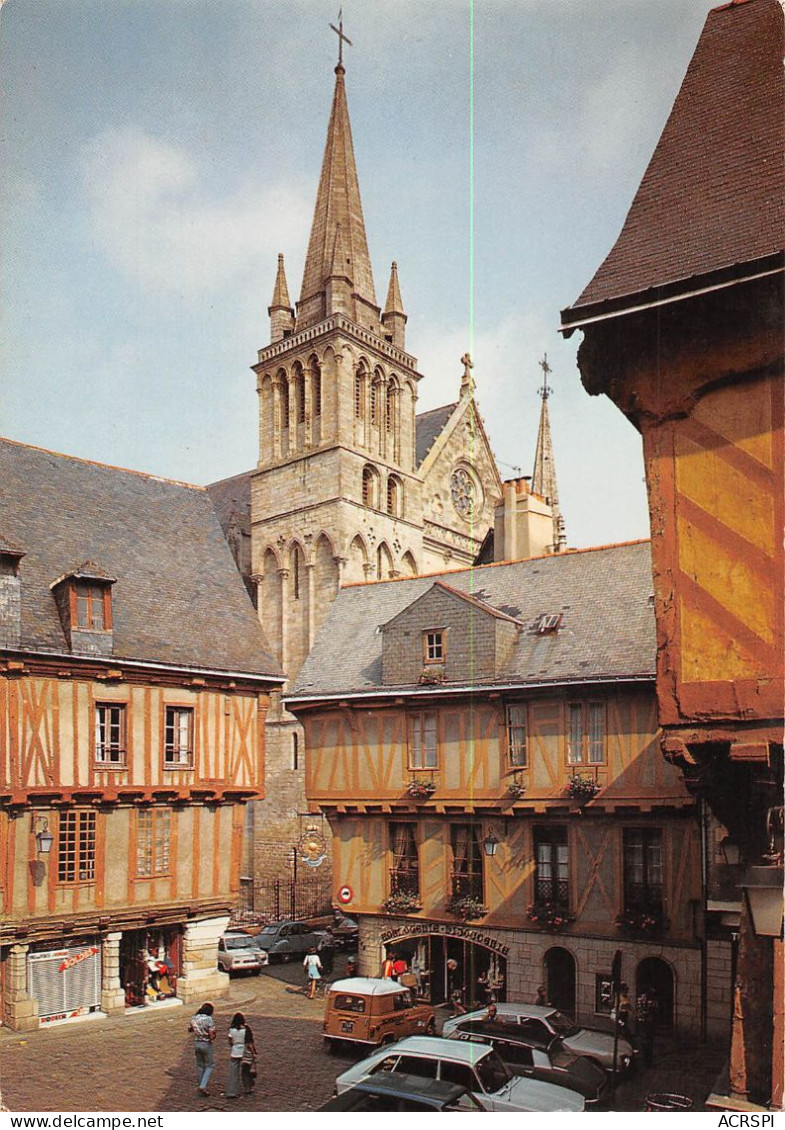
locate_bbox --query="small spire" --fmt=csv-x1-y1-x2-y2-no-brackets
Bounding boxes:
532,355,567,552
270,253,292,310
384,261,405,316
460,352,475,398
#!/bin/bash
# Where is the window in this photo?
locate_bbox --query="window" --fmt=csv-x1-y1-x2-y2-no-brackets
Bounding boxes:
623,828,663,911
94,703,126,764
58,811,96,883
292,731,298,771
296,368,306,423
567,701,605,764
362,466,376,508
387,475,401,517
75,582,108,629
422,630,444,664
386,382,396,432
164,706,194,767
506,704,528,767
136,808,171,877
408,713,437,769
390,823,419,896
451,824,484,901
534,826,569,905
355,370,365,418
312,364,322,416
280,376,290,429
370,380,378,424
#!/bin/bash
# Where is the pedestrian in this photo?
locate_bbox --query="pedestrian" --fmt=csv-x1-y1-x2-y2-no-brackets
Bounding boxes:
392,954,408,981
635,988,658,1067
303,947,323,998
450,989,467,1017
485,1002,499,1023
446,956,459,996
345,954,358,978
381,950,395,979
616,982,631,1038
225,1011,249,1099
535,984,548,1007
188,1001,216,1097
241,1022,259,1094
476,970,490,1006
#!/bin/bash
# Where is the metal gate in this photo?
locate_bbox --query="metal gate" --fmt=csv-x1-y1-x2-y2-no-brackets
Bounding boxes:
29,942,101,1023
253,877,332,921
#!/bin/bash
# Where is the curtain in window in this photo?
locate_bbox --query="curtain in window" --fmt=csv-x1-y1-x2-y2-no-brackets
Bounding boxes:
567,703,583,764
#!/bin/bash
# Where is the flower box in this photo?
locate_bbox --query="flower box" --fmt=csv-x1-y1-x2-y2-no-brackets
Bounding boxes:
447,895,488,921
380,891,422,915
506,782,526,800
406,779,436,800
565,773,601,802
615,907,668,935
526,901,574,930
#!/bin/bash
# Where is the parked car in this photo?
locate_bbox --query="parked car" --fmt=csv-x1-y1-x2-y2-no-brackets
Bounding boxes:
448,1019,610,1106
320,1070,485,1111
217,931,266,976
334,1035,585,1112
442,1003,635,1073
323,977,434,1050
252,919,332,963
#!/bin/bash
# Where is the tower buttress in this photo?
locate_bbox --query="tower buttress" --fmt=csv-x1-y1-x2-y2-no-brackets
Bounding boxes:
531,354,567,552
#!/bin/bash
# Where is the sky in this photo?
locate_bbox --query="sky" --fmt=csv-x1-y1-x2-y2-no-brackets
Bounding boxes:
0,0,714,549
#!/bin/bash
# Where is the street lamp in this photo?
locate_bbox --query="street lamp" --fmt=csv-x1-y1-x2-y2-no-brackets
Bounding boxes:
483,832,499,858
34,817,54,854
741,866,784,937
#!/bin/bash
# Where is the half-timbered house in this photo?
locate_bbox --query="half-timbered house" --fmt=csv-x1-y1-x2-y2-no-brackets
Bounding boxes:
287,540,726,1034
0,437,282,1029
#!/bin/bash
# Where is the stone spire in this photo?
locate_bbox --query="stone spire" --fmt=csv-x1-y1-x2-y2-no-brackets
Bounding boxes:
381,260,407,348
269,253,295,342
531,354,567,552
296,57,379,333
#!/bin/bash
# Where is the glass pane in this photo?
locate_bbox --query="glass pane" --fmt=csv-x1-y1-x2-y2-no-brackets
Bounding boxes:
588,703,604,763
568,704,583,764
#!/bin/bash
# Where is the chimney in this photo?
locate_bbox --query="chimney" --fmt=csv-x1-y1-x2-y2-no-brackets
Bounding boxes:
493,478,555,562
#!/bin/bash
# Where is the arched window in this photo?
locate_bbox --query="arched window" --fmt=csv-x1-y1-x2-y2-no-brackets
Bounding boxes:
370,380,378,425
355,370,365,418
295,366,306,424
362,465,376,508
386,379,398,432
312,360,321,417
292,548,300,600
387,475,402,517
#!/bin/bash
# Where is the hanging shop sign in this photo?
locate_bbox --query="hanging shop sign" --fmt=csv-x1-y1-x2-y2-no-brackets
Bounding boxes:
337,885,354,904
379,921,510,957
298,824,328,868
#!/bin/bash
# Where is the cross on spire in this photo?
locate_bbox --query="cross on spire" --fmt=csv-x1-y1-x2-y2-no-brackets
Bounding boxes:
330,9,353,69
538,353,552,400
460,351,475,397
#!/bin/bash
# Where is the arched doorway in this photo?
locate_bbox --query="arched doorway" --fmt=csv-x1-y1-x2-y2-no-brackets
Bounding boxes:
636,956,674,1030
544,946,576,1018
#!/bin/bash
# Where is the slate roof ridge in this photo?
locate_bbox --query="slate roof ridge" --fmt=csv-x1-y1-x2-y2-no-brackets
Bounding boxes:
207,468,254,490
416,402,459,421
430,578,526,625
341,537,652,589
0,435,205,492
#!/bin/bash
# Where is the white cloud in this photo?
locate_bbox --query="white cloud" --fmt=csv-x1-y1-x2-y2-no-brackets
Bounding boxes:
80,127,311,298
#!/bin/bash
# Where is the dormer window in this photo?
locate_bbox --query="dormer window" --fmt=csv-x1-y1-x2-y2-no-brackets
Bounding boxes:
76,581,110,630
537,613,562,634
423,629,444,664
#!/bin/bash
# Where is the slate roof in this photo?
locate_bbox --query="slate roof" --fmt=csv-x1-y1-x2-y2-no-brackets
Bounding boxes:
0,438,281,679
564,0,784,322
415,404,456,467
207,470,252,540
290,540,655,699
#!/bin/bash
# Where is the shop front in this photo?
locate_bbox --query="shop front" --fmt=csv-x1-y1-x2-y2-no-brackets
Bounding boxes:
119,926,182,1008
28,938,102,1026
379,921,508,1010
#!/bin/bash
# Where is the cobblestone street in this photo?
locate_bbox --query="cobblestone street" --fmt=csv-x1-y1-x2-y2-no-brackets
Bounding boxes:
0,966,729,1114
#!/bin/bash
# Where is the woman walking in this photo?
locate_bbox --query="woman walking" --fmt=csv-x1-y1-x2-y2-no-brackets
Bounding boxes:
188,1001,216,1097
240,1021,259,1094
303,948,323,998
226,1012,250,1099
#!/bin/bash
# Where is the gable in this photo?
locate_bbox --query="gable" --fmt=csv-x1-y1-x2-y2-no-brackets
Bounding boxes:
419,398,502,563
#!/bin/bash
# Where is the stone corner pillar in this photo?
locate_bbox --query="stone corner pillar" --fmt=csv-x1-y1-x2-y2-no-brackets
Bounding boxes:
177,915,231,1004
100,931,127,1015
4,943,39,1031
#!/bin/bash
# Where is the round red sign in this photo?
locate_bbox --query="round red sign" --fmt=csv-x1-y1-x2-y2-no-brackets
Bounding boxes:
337,885,353,904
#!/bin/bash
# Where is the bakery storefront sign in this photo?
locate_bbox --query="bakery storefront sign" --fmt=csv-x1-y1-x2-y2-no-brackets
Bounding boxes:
379,921,510,957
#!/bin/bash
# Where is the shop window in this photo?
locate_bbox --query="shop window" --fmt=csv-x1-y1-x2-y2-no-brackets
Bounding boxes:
408,712,437,769
164,706,194,768
136,808,171,878
567,701,605,764
390,823,419,896
506,703,528,767
595,973,614,1015
451,824,484,902
422,629,444,664
58,811,96,884
94,702,126,765
623,828,663,912
534,826,569,905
